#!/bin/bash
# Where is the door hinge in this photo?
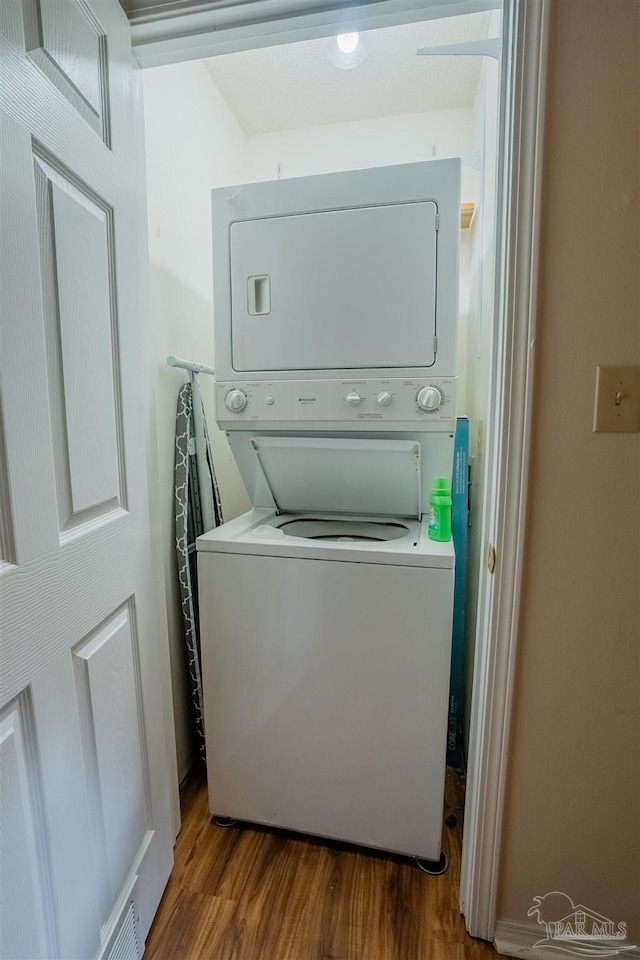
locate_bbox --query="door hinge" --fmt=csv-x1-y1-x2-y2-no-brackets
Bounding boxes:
487,543,497,574
433,336,438,355
435,213,440,230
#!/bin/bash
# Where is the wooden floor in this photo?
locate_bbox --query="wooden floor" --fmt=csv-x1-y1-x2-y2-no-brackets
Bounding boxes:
145,766,498,960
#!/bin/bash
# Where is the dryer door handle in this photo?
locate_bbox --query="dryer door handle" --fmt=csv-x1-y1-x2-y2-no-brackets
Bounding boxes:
247,275,271,316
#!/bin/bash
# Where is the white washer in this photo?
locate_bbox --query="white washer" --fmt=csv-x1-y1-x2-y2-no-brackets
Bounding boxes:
198,436,454,861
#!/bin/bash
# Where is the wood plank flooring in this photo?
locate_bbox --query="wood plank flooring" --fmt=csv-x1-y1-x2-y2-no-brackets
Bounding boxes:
144,766,498,960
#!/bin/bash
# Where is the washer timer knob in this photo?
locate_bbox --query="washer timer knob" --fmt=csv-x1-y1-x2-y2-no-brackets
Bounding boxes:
346,391,362,406
377,391,392,407
225,388,248,413
417,386,444,412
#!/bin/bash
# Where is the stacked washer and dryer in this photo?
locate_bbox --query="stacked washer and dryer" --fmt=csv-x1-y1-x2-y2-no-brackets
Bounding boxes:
197,158,460,869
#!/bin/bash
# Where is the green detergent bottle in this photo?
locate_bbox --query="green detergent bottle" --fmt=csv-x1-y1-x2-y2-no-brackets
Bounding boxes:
428,476,452,542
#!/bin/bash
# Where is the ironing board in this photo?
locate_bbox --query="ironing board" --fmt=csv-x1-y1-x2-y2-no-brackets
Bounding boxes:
174,381,223,760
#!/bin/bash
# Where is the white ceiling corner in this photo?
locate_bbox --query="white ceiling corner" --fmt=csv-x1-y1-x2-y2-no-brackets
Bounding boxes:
202,12,494,135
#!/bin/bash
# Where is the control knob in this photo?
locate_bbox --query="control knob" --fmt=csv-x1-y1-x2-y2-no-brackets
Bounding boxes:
416,385,444,412
225,388,248,413
377,391,392,407
346,391,362,406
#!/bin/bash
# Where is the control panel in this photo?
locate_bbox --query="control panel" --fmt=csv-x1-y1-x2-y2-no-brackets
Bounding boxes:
215,378,455,428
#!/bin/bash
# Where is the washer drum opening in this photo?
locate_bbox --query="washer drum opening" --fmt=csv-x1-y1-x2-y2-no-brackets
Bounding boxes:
276,518,410,542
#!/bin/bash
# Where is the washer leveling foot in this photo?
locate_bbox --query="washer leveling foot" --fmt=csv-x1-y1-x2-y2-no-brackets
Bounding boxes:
415,852,448,875
212,815,237,828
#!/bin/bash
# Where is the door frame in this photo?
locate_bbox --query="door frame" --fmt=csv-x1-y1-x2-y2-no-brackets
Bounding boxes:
125,0,501,67
459,0,550,939
129,0,550,942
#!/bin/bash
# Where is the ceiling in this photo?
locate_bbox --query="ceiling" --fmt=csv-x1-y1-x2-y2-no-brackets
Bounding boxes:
202,12,493,135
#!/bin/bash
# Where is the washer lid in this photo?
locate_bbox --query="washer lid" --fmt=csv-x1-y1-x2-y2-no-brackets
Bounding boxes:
250,436,422,519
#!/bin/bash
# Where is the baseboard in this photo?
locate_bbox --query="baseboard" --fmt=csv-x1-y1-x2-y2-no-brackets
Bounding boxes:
494,919,640,960
494,920,565,960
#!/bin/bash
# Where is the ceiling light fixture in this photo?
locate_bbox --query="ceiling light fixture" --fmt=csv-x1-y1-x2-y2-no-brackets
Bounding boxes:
336,31,359,53
330,30,367,69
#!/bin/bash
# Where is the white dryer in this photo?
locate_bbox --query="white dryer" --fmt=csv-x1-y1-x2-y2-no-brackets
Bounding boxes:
198,159,460,865
211,158,460,393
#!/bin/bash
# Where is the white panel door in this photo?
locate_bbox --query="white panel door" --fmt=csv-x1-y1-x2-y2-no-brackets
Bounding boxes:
0,2,175,958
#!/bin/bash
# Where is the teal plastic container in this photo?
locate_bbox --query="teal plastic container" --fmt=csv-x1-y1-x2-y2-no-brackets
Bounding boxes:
428,476,452,542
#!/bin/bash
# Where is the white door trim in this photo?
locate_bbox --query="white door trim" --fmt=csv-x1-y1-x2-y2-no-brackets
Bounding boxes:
127,0,500,67
131,63,181,840
129,0,550,941
460,0,550,941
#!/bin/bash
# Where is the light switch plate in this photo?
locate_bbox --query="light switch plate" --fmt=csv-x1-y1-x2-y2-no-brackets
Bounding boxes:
593,365,640,432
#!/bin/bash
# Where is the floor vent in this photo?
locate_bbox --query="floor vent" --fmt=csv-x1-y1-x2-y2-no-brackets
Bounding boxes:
106,902,141,960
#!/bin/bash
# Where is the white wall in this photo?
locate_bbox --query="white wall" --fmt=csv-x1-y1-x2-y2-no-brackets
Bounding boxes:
143,60,251,780
246,108,475,183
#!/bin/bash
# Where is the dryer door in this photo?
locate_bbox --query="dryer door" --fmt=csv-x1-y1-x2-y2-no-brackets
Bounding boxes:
230,201,437,373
